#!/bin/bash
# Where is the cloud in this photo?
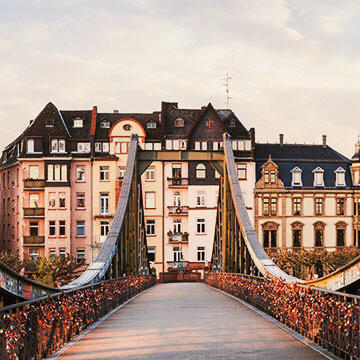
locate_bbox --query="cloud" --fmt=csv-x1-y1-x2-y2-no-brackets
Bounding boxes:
0,0,360,157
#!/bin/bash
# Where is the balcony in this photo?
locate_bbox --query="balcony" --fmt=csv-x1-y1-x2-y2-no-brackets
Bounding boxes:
168,232,189,243
23,207,45,217
167,177,188,187
23,236,45,246
168,206,189,216
24,179,46,189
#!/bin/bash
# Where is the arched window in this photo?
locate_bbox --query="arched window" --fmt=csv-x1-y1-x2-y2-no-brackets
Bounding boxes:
335,221,347,247
314,221,326,247
100,120,110,128
174,118,185,128
291,221,304,248
196,163,206,179
262,221,279,248
147,120,157,129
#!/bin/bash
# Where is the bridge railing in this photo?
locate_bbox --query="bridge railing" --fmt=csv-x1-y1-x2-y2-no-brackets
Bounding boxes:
0,275,155,360
207,273,360,360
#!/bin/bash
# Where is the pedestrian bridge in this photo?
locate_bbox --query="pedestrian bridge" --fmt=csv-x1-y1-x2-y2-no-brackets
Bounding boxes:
54,283,326,360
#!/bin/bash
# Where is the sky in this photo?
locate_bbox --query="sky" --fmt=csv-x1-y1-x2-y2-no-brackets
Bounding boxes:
1,0,360,157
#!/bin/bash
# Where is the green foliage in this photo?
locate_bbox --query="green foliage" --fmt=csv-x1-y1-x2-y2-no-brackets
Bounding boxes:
0,250,24,273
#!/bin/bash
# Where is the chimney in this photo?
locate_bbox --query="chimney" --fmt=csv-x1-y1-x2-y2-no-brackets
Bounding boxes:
322,135,327,147
113,109,119,113
279,134,284,145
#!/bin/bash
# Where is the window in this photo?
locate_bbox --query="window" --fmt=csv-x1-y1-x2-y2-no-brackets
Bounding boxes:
264,171,269,183
174,118,185,127
100,220,109,241
145,142,153,151
103,142,109,152
45,118,54,127
206,118,214,129
51,139,66,153
100,193,109,215
76,165,86,181
147,120,157,129
179,140,187,150
115,142,128,154
148,247,155,262
270,198,277,215
244,140,251,151
117,166,125,180
166,140,172,150
49,248,56,258
76,248,85,262
145,192,155,209
197,246,205,261
30,222,38,236
173,247,183,262
335,168,346,187
291,167,302,186
49,193,56,208
59,248,66,261
29,165,39,179
29,249,39,262
173,192,181,206
313,167,324,186
173,140,180,150
215,170,220,179
154,142,161,151
315,229,323,247
229,118,236,128
196,192,205,207
197,218,205,234
100,166,109,181
49,221,56,236
95,142,102,152
263,230,277,248
100,120,110,128
336,229,345,247
146,220,155,235
237,164,246,180
73,118,83,128
76,221,85,236
315,198,323,216
213,142,219,151
77,142,90,153
201,141,207,151
59,221,66,236
270,171,276,183
336,198,345,216
123,124,132,131
145,167,155,181
47,164,67,182
293,229,301,248
173,219,182,233
76,193,85,209
27,139,34,153
195,142,200,150
263,197,269,216
59,192,66,208
293,198,301,216
196,163,206,179
29,194,39,208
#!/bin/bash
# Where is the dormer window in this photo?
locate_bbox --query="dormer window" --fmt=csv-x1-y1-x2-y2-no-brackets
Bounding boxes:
147,120,157,129
45,119,54,127
174,118,185,128
291,167,302,186
313,167,324,187
123,124,132,131
229,118,236,128
51,139,66,153
73,117,83,128
335,167,346,187
27,139,35,153
100,120,110,128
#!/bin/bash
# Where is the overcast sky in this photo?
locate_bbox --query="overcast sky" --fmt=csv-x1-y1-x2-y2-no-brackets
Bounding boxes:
1,0,360,157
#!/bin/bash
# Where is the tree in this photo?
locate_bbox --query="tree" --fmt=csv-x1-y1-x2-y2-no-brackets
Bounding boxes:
0,250,24,273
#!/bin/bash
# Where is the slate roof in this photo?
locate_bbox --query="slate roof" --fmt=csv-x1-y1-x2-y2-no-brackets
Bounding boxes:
254,143,352,189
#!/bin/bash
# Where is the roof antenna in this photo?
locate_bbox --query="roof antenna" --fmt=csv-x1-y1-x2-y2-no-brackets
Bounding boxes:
224,73,232,109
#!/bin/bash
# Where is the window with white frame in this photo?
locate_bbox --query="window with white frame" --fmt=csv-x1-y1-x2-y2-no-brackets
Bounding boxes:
76,165,85,181
154,142,161,150
173,140,180,150
244,140,251,151
100,120,110,128
195,142,200,150
173,247,183,262
27,139,35,153
100,166,109,181
29,194,39,208
313,167,324,186
100,193,109,215
29,165,39,179
118,166,125,180
197,246,205,261
47,164,67,182
103,142,109,152
335,167,346,187
100,220,109,241
145,192,155,209
147,247,155,262
179,140,187,150
196,163,206,179
49,221,56,236
173,192,181,206
76,221,85,236
146,219,155,235
76,193,85,209
201,141,207,150
196,218,206,234
59,248,66,260
30,221,38,236
196,192,205,207
145,167,155,181
49,248,56,257
77,142,90,153
166,140,172,150
73,118,83,128
29,249,39,262
237,164,246,180
59,221,66,236
145,142,153,150
76,248,85,262
147,120,157,129
291,167,302,186
213,141,219,151
51,139,66,153
173,219,182,233
215,170,220,179
95,142,102,152
49,193,56,208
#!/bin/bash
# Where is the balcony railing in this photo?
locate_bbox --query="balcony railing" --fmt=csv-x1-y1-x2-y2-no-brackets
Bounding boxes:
24,179,46,189
23,236,45,246
167,177,188,187
264,246,356,255
168,233,189,243
168,206,189,215
23,207,45,217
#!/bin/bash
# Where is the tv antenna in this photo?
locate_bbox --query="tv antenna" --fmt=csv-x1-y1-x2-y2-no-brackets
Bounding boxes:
224,73,232,109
